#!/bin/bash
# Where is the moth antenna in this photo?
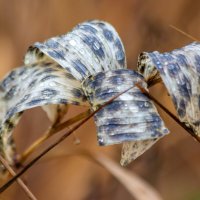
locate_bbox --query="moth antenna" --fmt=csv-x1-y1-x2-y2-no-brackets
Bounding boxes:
169,25,200,41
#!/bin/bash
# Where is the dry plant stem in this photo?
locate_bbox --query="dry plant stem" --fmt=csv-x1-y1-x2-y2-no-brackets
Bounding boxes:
19,129,51,164
36,150,163,200
52,109,91,133
0,85,136,193
19,109,91,163
0,155,37,200
169,25,200,41
89,152,163,200
136,84,200,143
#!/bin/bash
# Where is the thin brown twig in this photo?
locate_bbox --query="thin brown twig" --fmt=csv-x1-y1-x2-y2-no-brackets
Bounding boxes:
0,155,37,200
169,25,200,41
0,84,136,193
136,84,200,143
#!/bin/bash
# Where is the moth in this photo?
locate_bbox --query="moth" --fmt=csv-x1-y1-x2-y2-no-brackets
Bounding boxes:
4,19,193,175
25,20,169,166
0,20,132,172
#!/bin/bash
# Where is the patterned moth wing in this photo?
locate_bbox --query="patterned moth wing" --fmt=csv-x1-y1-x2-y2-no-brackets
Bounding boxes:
0,20,127,172
0,62,87,169
24,19,126,133
82,69,169,166
138,42,200,136
24,20,127,81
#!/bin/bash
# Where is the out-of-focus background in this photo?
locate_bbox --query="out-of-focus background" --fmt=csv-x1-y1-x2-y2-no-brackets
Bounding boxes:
1,0,200,199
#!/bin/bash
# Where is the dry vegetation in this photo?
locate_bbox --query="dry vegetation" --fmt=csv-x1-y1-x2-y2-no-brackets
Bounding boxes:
1,0,200,200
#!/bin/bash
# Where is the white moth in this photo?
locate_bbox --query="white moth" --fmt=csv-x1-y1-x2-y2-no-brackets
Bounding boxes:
0,20,170,175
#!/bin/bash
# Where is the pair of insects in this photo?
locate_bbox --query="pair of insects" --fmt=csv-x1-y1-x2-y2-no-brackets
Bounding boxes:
0,20,199,175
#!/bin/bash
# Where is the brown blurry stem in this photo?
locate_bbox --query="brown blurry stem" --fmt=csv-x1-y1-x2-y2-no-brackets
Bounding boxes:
19,109,91,164
34,150,163,200
0,155,37,200
169,25,200,41
136,84,200,143
0,85,136,193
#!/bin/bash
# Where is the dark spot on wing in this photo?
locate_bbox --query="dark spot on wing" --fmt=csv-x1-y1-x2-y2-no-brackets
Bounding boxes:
43,67,58,73
95,72,106,80
177,54,188,67
41,89,58,98
47,50,65,60
5,107,18,119
45,40,59,48
18,68,27,76
177,77,191,101
167,63,180,76
28,79,37,88
103,29,113,41
40,75,58,82
26,99,46,107
79,24,97,34
89,78,103,89
177,99,186,118
150,130,163,138
72,60,88,77
71,88,84,98
82,35,105,59
195,55,200,73
2,71,16,88
4,86,17,100
104,101,124,112
95,92,118,101
108,76,125,85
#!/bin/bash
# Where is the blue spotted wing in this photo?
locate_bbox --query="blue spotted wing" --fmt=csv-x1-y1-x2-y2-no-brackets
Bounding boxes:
0,20,127,169
138,42,200,137
0,62,87,166
24,20,126,81
83,69,169,166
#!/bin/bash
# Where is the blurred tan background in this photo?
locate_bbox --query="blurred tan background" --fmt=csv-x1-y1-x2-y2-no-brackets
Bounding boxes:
1,0,200,199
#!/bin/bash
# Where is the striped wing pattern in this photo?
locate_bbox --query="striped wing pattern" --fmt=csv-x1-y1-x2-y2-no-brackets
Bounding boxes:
138,42,200,136
83,69,169,165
